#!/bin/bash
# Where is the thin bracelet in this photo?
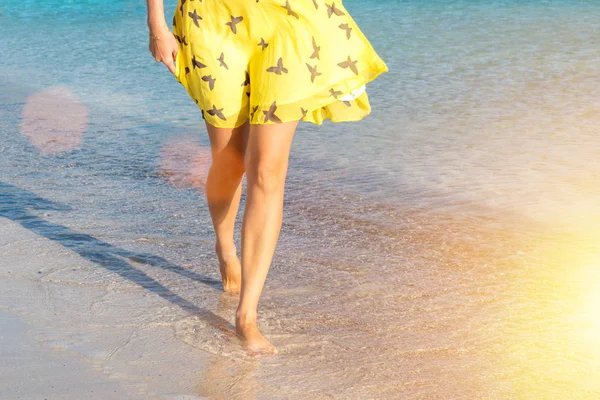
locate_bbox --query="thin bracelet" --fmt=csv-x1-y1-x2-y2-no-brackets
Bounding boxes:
149,32,162,40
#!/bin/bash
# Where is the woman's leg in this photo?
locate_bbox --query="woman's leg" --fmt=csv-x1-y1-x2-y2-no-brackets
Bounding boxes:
236,120,299,355
205,120,249,294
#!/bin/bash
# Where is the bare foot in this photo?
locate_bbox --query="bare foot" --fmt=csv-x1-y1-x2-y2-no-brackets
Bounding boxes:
216,247,241,294
235,318,277,357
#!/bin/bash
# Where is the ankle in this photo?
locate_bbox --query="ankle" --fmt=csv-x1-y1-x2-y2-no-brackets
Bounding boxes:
215,243,237,258
236,309,257,326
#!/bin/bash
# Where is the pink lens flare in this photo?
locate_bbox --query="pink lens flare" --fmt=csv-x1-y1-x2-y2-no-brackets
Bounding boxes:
159,136,212,190
19,86,88,155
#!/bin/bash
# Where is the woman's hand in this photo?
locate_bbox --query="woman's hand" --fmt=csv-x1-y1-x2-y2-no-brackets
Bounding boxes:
148,24,179,75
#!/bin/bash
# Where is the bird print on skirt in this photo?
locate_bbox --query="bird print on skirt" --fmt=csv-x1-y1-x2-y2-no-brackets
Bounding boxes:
170,0,389,128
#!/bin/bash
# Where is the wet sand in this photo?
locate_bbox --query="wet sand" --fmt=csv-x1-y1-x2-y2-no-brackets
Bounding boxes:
0,310,136,399
3,197,599,399
0,218,213,400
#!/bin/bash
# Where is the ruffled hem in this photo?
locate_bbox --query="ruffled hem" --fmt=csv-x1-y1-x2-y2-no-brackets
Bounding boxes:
220,62,388,128
269,62,388,126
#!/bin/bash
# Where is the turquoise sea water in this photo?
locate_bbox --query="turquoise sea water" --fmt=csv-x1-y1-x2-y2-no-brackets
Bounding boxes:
2,1,600,399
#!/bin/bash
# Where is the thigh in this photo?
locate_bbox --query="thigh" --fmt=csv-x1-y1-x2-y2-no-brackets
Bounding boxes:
205,120,249,163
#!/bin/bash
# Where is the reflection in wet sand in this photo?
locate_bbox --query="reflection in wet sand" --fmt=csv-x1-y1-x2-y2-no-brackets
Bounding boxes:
19,86,87,155
195,295,260,400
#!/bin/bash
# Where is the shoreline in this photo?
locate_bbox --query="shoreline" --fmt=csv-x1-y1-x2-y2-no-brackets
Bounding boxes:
0,217,216,400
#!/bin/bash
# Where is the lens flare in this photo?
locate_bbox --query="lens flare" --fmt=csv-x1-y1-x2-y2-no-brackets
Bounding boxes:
158,136,212,190
19,86,88,155
496,234,600,398
569,265,600,352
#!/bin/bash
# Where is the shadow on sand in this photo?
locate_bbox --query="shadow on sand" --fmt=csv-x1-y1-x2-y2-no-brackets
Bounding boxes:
0,181,232,330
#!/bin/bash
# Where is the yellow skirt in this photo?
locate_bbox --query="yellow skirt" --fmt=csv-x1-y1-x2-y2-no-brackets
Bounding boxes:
172,0,389,128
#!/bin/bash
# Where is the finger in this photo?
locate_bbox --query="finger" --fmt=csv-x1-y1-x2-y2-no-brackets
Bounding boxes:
165,59,176,74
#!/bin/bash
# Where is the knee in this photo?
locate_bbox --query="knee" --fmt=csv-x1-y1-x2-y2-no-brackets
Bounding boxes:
211,147,245,177
245,158,288,194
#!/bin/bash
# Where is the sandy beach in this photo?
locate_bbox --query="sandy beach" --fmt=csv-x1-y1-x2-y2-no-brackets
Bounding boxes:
0,310,134,399
3,0,600,398
0,217,218,399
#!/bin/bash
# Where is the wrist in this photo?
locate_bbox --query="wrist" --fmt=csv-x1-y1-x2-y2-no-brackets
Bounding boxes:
147,19,168,33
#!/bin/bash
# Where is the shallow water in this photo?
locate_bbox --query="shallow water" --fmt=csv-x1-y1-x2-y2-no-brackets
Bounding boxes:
1,0,600,399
